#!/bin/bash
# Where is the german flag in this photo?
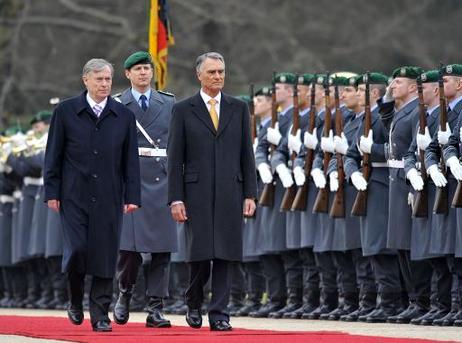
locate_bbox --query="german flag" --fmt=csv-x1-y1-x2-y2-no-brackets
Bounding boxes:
149,0,175,90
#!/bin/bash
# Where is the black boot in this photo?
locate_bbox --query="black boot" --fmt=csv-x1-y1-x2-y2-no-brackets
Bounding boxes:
327,292,359,320
303,291,337,320
365,292,400,323
113,290,132,325
285,289,320,319
249,301,285,318
268,288,302,319
340,292,375,322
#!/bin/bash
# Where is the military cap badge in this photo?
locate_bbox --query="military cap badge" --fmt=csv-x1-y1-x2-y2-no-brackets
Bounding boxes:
400,68,406,77
446,65,453,74
421,73,427,82
280,75,286,83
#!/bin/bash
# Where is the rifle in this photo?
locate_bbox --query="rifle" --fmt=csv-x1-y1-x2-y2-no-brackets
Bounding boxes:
412,76,429,217
259,72,277,207
433,67,448,214
291,78,316,211
329,81,345,218
313,73,332,213
280,75,299,211
351,72,371,216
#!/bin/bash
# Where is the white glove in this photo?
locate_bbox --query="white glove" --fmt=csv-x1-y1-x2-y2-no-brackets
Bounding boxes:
351,171,368,191
253,138,258,153
288,129,302,155
276,163,294,188
459,126,462,142
1,143,12,159
293,166,306,186
427,164,447,187
408,192,414,206
304,128,318,150
406,168,424,191
257,163,273,184
267,122,282,146
447,156,462,181
329,171,339,192
383,81,394,102
416,127,432,151
321,129,335,153
359,129,373,154
334,133,349,155
310,168,326,189
437,128,451,145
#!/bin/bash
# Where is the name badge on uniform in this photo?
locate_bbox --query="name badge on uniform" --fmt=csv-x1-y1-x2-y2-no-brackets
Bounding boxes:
153,148,167,157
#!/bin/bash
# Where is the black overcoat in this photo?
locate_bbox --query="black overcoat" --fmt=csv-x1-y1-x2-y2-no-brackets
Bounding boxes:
167,92,257,262
44,92,141,278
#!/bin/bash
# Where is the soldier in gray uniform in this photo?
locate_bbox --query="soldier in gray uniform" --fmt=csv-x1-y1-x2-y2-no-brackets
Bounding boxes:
344,72,403,323
403,70,452,325
113,51,177,328
439,64,462,327
378,66,433,324
270,74,315,319
249,73,295,318
425,64,462,326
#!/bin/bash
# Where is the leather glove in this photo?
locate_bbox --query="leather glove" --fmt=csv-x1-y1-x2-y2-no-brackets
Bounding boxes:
304,128,318,150
321,129,335,153
447,156,462,181
359,129,373,154
276,163,294,188
427,164,447,187
437,128,451,145
267,122,282,146
416,127,432,151
334,132,349,155
288,129,302,155
257,163,273,184
329,171,339,192
293,166,306,186
351,171,368,191
253,138,258,153
310,168,326,189
406,168,424,191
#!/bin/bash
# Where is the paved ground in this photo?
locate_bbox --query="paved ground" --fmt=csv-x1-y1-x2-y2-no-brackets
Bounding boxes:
0,308,461,342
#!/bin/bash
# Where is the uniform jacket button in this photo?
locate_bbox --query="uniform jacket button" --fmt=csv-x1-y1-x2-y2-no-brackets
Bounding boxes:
155,177,160,181
91,197,96,202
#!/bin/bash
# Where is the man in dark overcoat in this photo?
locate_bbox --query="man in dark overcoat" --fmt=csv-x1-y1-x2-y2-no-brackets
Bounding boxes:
167,52,257,331
44,58,141,332
113,51,177,328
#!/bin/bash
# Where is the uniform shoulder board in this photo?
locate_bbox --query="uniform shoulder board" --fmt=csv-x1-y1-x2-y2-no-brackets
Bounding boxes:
112,93,122,103
158,90,174,97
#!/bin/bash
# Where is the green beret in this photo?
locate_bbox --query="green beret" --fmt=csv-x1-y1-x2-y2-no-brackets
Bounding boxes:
442,64,462,77
332,76,350,87
315,74,329,85
297,73,315,85
255,86,272,97
357,72,389,85
235,95,252,105
124,51,153,70
274,72,296,85
30,110,52,125
392,66,423,79
420,70,439,83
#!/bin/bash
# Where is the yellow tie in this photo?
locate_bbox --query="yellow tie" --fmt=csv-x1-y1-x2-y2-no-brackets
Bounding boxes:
208,98,219,130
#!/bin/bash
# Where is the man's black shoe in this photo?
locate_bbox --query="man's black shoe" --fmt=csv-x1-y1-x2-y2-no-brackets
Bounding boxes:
451,310,462,326
234,303,261,317
366,307,398,323
268,303,301,319
249,302,284,318
285,304,318,319
67,305,84,325
432,309,459,326
341,307,374,322
303,305,335,320
113,292,131,325
394,306,428,324
92,320,112,332
210,320,232,331
186,308,202,329
415,309,448,326
146,309,171,328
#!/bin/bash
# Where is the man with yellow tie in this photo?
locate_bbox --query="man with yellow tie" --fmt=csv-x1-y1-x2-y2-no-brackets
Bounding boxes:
167,52,257,331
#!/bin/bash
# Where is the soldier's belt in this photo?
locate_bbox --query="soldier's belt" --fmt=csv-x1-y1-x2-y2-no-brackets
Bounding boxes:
387,159,404,169
0,195,14,203
23,177,44,186
370,162,388,168
138,147,167,157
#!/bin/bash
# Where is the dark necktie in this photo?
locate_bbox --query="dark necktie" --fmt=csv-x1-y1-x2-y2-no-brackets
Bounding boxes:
140,94,148,111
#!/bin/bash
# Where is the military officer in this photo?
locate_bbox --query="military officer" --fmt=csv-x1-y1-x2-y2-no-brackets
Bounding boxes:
113,51,177,328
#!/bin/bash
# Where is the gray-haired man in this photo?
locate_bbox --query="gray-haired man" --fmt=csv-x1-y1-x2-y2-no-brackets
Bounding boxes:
44,58,141,332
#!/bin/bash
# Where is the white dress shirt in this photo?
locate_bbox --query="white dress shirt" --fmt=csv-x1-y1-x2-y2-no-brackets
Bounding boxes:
200,89,221,118
86,93,108,116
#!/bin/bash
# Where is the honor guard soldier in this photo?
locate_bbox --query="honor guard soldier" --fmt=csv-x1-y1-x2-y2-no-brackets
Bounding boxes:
344,72,403,323
424,64,462,326
113,51,177,328
403,70,452,325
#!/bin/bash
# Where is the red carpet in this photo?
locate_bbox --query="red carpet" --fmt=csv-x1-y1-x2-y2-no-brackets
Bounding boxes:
0,315,455,343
